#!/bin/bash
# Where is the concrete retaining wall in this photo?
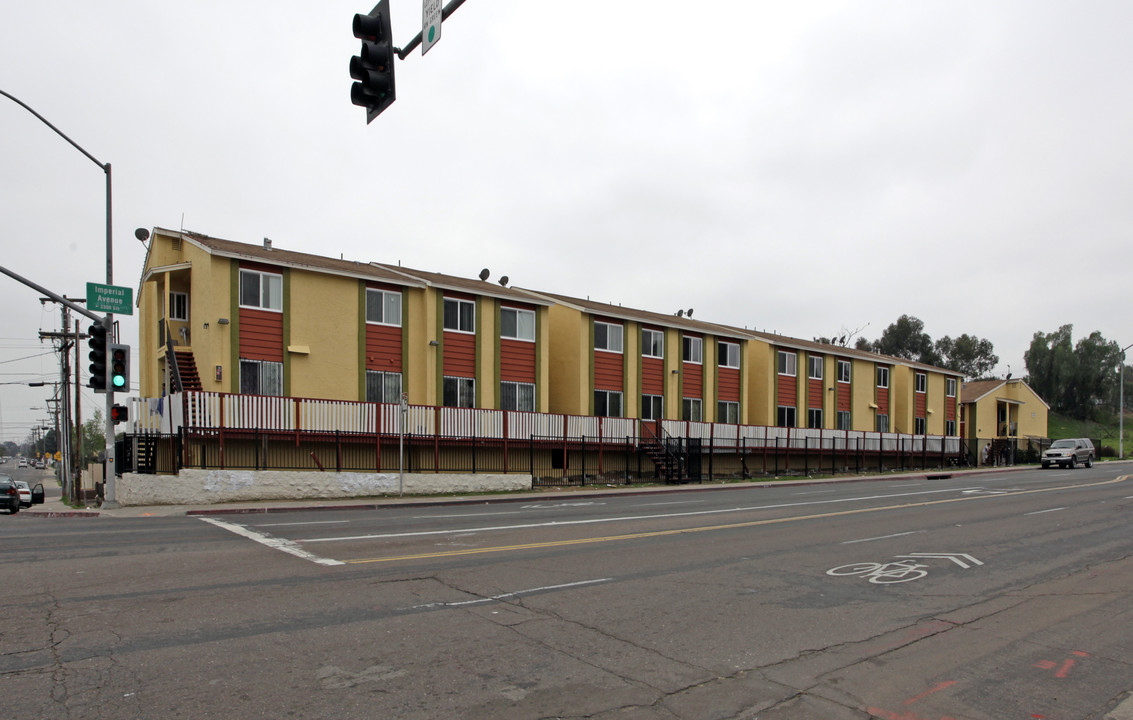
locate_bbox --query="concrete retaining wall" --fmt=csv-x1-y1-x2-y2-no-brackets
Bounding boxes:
117,469,533,506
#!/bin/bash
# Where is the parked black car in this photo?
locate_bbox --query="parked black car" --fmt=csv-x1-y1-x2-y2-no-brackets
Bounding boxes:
1,475,20,514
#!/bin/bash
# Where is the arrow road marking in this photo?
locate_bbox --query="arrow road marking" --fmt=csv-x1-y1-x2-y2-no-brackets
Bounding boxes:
897,552,984,569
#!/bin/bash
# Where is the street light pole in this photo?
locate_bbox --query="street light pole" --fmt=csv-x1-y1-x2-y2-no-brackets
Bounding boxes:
1,88,117,506
1121,343,1132,460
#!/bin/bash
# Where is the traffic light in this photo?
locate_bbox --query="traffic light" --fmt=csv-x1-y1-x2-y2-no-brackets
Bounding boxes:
88,321,108,393
109,343,130,392
110,404,129,425
350,0,396,122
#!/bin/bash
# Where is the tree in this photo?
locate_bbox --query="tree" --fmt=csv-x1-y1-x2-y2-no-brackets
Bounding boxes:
1024,325,1121,419
935,334,999,380
79,409,107,463
870,315,941,366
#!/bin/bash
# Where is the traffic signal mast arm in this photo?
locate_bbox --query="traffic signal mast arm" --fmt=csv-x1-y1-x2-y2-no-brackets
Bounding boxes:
395,0,468,59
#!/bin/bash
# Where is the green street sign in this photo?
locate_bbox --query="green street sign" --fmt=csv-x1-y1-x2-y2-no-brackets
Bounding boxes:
86,282,133,315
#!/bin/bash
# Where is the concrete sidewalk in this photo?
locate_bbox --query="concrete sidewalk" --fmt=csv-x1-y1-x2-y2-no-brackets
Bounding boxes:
13,463,1046,520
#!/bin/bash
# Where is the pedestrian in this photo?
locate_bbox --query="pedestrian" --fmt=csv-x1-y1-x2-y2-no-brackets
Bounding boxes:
982,442,991,465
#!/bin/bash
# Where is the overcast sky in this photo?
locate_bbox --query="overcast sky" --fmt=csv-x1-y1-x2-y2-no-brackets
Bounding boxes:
2,1,1131,445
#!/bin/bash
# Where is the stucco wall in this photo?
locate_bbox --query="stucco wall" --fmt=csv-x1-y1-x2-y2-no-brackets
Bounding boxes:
117,469,532,506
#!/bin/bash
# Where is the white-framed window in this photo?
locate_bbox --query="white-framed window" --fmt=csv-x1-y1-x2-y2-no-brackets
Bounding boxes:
718,341,740,368
594,322,623,353
682,336,703,364
443,298,475,333
837,410,852,430
837,360,851,384
239,359,283,396
642,394,663,420
366,289,402,326
366,370,402,403
876,413,889,432
915,372,927,393
946,419,957,436
876,366,890,389
778,351,797,377
777,405,797,427
501,381,535,411
808,355,823,380
501,307,535,342
947,378,957,397
169,292,189,321
682,397,702,422
642,328,664,359
239,269,282,311
443,376,475,407
594,389,623,417
808,408,823,429
915,417,927,435
717,400,739,424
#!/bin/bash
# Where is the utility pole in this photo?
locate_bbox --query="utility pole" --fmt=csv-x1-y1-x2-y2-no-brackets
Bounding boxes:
74,316,83,503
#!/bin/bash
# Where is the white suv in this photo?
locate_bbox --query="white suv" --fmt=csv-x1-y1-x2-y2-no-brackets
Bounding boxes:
1041,438,1095,469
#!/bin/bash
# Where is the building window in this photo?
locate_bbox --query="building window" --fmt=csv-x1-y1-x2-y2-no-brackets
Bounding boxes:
876,366,890,389
777,405,796,427
443,298,475,333
239,269,282,311
718,341,740,368
501,381,535,412
594,322,623,353
915,372,927,393
501,307,535,341
168,292,189,321
947,378,957,397
642,329,664,359
778,351,797,377
642,394,663,420
946,419,956,436
366,370,402,403
876,413,889,432
915,417,927,435
808,408,823,429
837,359,851,384
718,400,739,424
836,410,852,430
808,355,823,380
682,398,702,422
442,376,475,407
239,359,283,396
594,389,623,417
366,289,402,326
682,336,703,364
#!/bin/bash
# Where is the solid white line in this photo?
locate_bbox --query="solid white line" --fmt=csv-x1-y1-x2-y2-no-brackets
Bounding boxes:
633,500,706,506
1025,507,1067,515
412,511,524,519
298,486,987,544
405,578,613,610
255,520,351,527
890,483,922,487
199,517,345,566
841,531,920,545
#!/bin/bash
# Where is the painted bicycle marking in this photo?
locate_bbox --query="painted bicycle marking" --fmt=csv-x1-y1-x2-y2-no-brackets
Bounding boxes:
828,552,984,584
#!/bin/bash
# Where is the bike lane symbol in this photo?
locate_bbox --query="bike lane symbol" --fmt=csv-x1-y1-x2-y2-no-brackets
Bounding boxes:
827,553,984,584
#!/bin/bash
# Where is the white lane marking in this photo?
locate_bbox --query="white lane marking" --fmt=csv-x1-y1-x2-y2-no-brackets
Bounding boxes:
794,489,837,495
199,517,345,566
891,483,922,488
841,531,921,545
412,511,524,519
1025,507,1067,515
299,486,986,544
405,578,613,610
898,552,984,569
521,502,607,509
255,520,351,527
633,500,706,507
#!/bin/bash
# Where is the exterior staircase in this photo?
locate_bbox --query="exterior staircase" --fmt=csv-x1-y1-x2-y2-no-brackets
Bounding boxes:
639,424,688,483
172,349,202,392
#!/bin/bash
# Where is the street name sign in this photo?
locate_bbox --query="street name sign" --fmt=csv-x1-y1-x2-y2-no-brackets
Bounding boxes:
87,282,134,315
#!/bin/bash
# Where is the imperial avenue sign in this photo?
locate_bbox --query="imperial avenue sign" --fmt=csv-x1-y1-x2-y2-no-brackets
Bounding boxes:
86,281,133,315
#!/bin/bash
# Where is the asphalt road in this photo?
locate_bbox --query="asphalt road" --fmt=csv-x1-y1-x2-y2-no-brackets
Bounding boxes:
4,465,1133,719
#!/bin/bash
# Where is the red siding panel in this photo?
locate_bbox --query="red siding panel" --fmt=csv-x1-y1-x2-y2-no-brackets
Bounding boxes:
683,362,703,398
641,357,664,395
443,332,476,377
808,378,824,410
877,387,889,415
717,367,740,402
500,338,535,383
837,382,851,412
366,324,402,371
946,396,956,421
915,392,927,417
239,308,283,362
594,351,623,391
777,375,797,407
